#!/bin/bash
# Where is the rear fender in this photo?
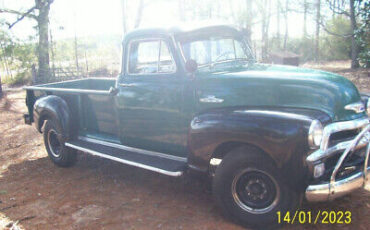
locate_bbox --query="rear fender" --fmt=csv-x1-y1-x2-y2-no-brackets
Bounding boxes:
34,95,71,140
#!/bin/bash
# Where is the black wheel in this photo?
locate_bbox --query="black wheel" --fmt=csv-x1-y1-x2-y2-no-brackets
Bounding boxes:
43,120,77,167
212,146,302,229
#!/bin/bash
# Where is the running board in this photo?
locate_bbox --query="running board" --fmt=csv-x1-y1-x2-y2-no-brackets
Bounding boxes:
65,139,186,177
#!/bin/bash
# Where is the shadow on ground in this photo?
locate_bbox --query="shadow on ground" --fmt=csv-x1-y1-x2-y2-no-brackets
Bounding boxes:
0,152,369,230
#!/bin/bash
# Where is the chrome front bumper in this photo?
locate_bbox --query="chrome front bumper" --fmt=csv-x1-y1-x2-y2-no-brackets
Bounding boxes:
306,166,370,202
306,118,370,202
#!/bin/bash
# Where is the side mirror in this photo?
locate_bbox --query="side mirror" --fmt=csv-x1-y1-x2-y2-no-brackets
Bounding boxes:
185,59,198,73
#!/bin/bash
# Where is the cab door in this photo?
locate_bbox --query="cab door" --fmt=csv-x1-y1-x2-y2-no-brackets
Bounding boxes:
115,37,192,157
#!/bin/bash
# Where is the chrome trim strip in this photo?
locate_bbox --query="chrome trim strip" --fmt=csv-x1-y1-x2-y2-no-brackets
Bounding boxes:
78,136,187,162
118,83,135,87
23,86,110,95
23,78,90,90
320,117,369,150
23,78,116,91
199,95,224,103
344,101,365,114
65,142,184,177
210,158,222,166
307,133,369,162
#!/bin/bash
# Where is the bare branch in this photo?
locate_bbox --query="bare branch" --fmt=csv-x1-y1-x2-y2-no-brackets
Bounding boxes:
0,6,37,29
319,20,353,38
325,0,350,17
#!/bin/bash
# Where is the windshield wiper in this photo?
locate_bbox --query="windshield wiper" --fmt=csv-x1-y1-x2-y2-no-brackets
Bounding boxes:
197,58,251,71
211,58,249,68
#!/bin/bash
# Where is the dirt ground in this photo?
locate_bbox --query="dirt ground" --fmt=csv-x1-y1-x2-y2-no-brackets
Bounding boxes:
0,62,369,230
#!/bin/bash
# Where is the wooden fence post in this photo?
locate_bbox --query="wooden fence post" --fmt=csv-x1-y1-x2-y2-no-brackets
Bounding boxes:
31,64,37,85
0,74,3,98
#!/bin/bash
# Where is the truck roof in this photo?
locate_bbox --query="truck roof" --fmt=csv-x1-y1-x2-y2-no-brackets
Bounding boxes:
123,24,241,41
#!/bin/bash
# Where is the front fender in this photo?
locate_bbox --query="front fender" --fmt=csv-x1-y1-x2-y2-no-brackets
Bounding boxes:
188,107,331,173
34,95,71,140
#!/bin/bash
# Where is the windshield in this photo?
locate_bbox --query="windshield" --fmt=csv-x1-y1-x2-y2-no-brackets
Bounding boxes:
179,36,253,68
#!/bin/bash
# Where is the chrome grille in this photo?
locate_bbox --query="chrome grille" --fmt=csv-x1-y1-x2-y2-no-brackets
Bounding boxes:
320,118,369,151
328,128,362,148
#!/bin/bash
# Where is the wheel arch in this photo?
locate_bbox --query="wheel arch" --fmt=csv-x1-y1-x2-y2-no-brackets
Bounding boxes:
33,95,72,140
187,107,330,175
211,141,275,164
209,141,278,177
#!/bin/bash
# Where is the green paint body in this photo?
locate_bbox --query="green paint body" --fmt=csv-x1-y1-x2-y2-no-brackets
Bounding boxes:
25,26,367,157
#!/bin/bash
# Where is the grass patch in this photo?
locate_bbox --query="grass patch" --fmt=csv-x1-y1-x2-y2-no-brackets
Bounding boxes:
2,72,31,86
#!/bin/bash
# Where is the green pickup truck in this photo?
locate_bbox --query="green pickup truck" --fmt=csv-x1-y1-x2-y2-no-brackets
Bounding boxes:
24,25,369,228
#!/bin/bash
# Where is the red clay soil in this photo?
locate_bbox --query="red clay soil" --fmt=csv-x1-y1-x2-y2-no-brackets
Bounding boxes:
0,66,369,230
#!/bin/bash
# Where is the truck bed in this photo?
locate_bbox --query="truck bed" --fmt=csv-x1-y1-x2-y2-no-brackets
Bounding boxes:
24,78,116,95
24,78,117,126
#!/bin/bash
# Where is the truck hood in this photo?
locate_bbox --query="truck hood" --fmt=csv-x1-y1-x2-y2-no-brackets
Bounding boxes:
195,64,366,122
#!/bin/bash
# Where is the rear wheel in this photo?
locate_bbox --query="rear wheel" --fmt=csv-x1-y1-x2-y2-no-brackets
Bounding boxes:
43,120,77,167
212,146,301,229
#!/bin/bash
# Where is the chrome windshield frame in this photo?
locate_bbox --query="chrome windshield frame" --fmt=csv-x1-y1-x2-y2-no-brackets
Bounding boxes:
177,35,255,69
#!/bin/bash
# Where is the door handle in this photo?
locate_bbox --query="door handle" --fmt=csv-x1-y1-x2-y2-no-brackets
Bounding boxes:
119,83,135,87
199,95,224,103
108,87,119,96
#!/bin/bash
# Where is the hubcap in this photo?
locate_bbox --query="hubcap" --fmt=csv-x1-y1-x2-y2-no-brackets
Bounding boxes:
231,168,280,214
47,129,62,158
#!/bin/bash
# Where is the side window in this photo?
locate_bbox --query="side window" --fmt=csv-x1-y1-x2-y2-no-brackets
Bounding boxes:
159,41,176,73
128,39,176,74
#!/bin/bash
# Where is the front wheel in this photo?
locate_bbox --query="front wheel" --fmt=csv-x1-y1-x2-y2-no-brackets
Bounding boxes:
212,146,302,229
43,120,77,167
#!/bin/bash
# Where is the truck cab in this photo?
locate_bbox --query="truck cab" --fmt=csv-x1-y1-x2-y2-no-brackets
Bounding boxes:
24,25,370,228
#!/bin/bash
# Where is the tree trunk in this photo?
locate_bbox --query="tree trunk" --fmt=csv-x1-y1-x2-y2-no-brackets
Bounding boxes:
178,0,185,22
314,0,320,62
84,50,89,77
0,1,53,83
36,0,51,83
261,1,267,61
332,0,336,18
283,0,289,50
74,29,79,74
208,2,212,19
121,0,128,35
0,75,3,98
0,42,13,79
349,0,359,68
245,0,252,42
276,0,281,49
314,0,320,61
215,0,220,18
228,0,237,25
49,27,56,79
31,64,37,84
266,0,271,57
134,0,144,29
303,0,307,38
261,0,271,62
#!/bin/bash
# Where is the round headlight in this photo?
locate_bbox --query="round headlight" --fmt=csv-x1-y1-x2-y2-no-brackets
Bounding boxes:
308,120,323,149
